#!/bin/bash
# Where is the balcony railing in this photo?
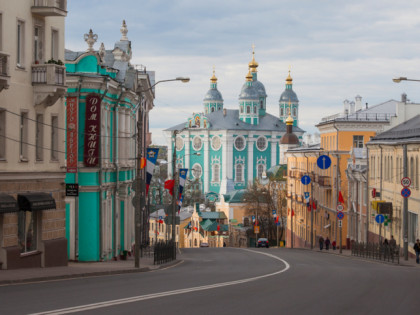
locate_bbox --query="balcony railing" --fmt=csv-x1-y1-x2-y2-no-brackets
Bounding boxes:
32,0,67,17
317,175,332,187
32,64,65,86
0,52,10,92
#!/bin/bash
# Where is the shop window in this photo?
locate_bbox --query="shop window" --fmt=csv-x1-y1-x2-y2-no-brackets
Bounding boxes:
18,211,37,253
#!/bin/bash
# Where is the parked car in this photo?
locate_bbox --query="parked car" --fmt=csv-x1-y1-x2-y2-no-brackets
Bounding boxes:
257,238,269,248
200,242,209,247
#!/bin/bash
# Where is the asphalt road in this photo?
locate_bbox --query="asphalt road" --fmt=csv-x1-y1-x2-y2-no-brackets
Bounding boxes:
1,248,419,315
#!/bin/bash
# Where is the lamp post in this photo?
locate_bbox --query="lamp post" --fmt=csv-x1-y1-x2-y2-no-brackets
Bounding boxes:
392,77,420,83
134,76,189,269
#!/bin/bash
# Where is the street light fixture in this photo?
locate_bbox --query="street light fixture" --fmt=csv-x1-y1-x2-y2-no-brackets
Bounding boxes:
392,77,420,83
134,76,189,269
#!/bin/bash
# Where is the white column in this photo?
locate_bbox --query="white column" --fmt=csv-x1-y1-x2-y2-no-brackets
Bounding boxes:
222,133,228,180
248,133,255,183
271,132,277,167
204,131,210,192
227,134,234,180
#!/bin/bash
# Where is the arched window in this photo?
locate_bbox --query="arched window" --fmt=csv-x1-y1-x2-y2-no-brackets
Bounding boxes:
293,107,297,116
257,164,265,179
212,164,220,182
235,164,244,182
253,106,257,113
260,100,263,109
211,107,215,112
246,106,250,114
240,105,244,113
281,108,284,116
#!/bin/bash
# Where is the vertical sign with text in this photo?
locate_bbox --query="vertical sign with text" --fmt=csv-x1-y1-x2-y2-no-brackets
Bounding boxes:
84,94,101,167
66,96,78,173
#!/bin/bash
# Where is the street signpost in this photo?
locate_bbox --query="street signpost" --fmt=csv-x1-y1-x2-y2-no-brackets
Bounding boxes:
338,220,342,228
336,204,344,211
401,177,411,187
401,187,411,198
337,211,344,220
301,175,311,185
317,155,332,170
375,214,385,224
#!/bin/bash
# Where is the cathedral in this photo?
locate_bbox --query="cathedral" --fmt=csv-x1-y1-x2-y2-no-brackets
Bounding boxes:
164,50,304,197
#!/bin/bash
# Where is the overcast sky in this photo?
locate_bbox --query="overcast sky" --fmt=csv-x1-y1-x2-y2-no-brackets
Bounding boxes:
66,0,420,145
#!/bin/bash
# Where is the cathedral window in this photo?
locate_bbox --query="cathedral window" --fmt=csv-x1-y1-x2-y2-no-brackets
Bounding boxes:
240,105,243,113
253,106,257,114
256,136,267,151
211,135,221,151
293,107,297,116
260,100,263,109
218,105,221,110
192,136,202,151
234,136,245,151
235,164,244,182
212,164,220,183
176,136,184,151
281,108,284,116
257,164,266,179
246,106,250,114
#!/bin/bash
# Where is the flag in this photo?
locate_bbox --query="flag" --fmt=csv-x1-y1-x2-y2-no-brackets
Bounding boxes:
312,200,317,210
338,191,344,204
164,179,175,195
178,168,188,205
145,148,160,194
292,210,295,217
217,225,220,231
275,216,279,224
140,157,146,169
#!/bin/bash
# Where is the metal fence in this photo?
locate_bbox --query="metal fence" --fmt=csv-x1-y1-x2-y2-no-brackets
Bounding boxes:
154,241,176,265
351,241,400,264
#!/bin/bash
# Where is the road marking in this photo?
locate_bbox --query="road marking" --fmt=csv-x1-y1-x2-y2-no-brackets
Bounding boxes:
30,249,290,315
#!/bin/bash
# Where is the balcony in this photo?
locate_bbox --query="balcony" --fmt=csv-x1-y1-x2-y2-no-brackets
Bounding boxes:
32,0,67,17
32,63,66,107
0,52,10,92
317,175,332,188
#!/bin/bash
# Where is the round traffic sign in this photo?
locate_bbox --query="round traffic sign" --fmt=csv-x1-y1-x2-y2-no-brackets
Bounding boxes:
401,187,411,198
301,175,311,185
317,155,332,170
337,211,344,220
401,177,411,187
375,214,385,224
337,204,344,211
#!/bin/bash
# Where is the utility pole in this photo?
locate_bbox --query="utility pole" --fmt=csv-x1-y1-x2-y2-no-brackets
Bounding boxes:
310,182,314,250
291,182,294,249
171,130,178,252
134,106,143,268
403,144,408,260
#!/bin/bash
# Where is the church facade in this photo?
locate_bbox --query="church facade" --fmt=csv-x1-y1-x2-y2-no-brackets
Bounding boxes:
164,51,304,196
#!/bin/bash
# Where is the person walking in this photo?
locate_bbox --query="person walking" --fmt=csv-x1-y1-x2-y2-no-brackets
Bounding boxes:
319,236,324,250
332,240,337,250
325,237,331,250
414,239,420,264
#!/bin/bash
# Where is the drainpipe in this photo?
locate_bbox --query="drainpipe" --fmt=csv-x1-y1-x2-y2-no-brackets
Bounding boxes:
333,123,341,251
75,77,83,261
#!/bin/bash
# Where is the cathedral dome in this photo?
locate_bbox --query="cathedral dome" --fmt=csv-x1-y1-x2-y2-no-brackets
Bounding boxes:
279,89,299,102
239,84,259,100
204,89,223,102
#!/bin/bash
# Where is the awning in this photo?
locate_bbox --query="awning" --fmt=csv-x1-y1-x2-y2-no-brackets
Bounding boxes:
18,193,56,211
0,193,19,213
324,224,331,229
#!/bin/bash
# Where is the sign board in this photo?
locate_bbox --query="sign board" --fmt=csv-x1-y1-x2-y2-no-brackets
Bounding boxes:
378,202,393,217
254,225,260,234
66,96,78,173
337,211,344,220
401,187,411,198
375,214,385,224
84,94,101,167
401,177,411,187
336,204,344,211
301,175,311,185
65,184,79,197
317,155,332,170
272,209,276,216
338,220,342,228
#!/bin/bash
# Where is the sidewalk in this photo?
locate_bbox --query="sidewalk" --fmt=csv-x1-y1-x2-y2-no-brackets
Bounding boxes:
0,255,180,285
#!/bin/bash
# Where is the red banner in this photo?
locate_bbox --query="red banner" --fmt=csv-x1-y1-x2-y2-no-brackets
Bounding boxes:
84,94,101,167
66,96,78,173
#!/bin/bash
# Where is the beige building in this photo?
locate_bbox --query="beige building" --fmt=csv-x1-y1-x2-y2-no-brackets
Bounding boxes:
0,1,68,269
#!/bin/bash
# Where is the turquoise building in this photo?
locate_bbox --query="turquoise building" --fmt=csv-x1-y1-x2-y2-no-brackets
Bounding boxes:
165,51,305,197
64,22,154,261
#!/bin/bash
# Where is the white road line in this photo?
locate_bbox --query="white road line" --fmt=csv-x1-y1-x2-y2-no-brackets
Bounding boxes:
30,249,290,315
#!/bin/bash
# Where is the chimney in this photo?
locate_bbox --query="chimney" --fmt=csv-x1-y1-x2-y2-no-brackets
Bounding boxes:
401,93,407,103
343,99,349,115
350,101,355,114
355,95,362,111
223,108,227,116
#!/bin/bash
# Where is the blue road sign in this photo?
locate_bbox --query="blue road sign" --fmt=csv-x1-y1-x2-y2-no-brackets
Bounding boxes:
317,155,332,170
304,192,310,199
276,222,281,226
272,209,276,216
337,211,344,220
301,175,311,185
375,214,385,224
401,187,411,198
159,216,163,220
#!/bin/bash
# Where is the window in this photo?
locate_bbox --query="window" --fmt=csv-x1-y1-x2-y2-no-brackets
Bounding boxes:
20,112,28,160
211,107,215,112
253,106,257,113
240,105,243,114
17,20,25,67
235,164,244,182
293,107,297,116
408,212,418,244
36,114,43,161
256,136,267,151
257,164,265,179
192,136,202,151
51,116,58,160
260,100,263,109
0,109,5,159
353,135,364,148
281,108,284,116
34,26,44,63
18,211,37,253
234,136,245,151
192,163,202,179
212,164,220,182
246,106,250,114
51,29,59,60
211,135,221,151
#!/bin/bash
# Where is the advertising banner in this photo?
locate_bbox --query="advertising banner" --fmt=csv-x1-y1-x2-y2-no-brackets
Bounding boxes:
84,94,101,167
66,96,78,172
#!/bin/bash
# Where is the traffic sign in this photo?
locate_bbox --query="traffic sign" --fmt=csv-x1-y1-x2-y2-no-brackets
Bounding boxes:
254,226,260,234
401,177,411,187
301,175,311,185
317,155,332,170
272,209,276,216
401,187,411,198
336,204,344,211
338,220,342,228
375,214,385,224
337,211,344,220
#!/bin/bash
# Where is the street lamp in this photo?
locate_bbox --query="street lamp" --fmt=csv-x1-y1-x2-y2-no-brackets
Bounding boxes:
134,76,189,269
392,77,420,83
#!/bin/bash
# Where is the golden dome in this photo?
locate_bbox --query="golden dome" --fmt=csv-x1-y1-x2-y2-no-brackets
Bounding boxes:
286,106,294,125
246,69,253,82
210,67,217,83
248,44,259,72
286,70,293,84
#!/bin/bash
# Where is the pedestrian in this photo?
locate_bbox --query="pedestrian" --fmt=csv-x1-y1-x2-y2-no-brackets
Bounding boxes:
223,242,226,247
325,237,331,250
383,238,389,247
319,236,324,250
389,235,396,249
332,240,337,250
414,239,420,264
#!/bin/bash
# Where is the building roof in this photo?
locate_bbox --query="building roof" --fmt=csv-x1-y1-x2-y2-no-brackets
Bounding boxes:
368,114,420,143
200,211,227,220
223,189,246,203
165,109,305,133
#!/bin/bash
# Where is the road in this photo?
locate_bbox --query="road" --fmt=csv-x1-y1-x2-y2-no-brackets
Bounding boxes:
1,248,419,314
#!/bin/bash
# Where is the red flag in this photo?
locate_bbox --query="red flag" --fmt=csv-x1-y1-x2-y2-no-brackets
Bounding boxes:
217,225,220,231
292,210,295,217
338,191,344,204
159,219,163,224
164,179,175,196
140,157,147,169
275,216,279,223
312,200,317,210
307,204,311,212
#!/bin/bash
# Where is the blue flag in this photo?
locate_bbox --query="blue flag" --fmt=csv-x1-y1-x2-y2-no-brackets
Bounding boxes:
146,148,160,194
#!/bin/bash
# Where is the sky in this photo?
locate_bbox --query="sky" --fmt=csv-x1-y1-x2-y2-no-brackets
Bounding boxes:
65,0,420,145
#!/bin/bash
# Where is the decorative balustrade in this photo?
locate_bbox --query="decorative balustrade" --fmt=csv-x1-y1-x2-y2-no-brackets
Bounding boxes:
32,64,65,86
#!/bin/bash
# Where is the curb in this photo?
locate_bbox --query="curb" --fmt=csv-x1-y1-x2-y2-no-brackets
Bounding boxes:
0,259,182,286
